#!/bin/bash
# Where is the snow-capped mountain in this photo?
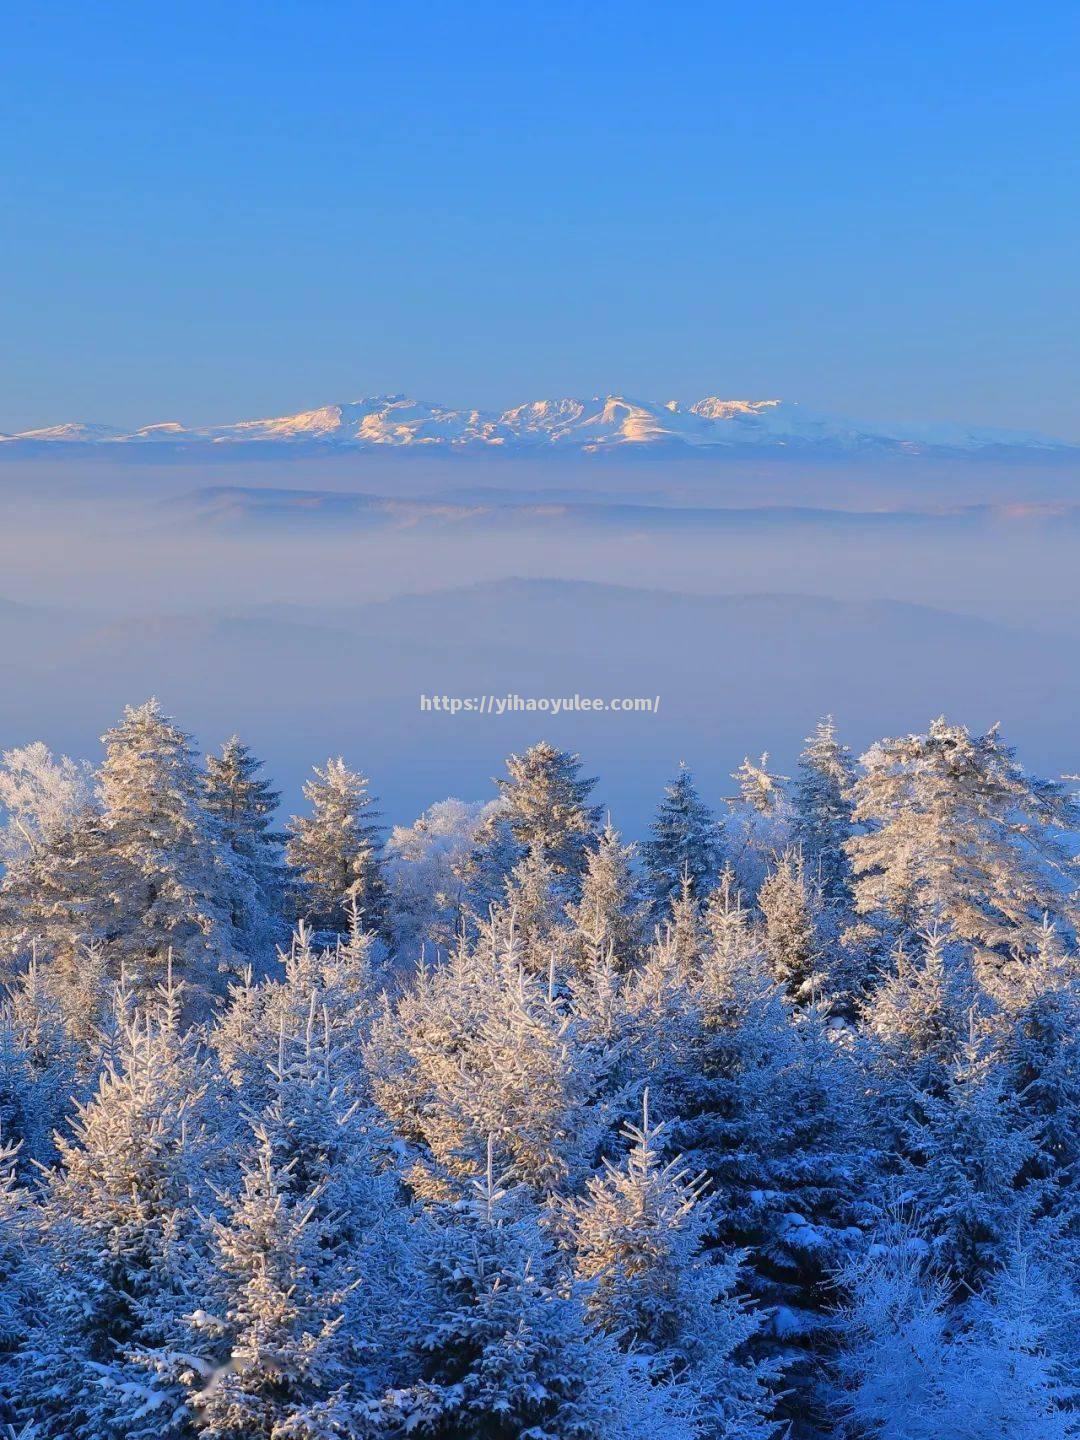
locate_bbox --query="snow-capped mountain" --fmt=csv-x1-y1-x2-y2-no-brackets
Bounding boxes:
1,394,1074,455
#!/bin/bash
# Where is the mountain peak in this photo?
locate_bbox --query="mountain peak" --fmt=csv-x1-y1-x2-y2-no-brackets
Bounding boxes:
1,394,1072,457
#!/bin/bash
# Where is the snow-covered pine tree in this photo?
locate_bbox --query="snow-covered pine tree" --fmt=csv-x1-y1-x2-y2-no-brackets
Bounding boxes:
214,913,383,1119
899,1029,1037,1291
835,1217,1079,1440
394,1145,683,1440
0,1132,32,1426
564,820,647,977
619,909,705,1129
495,843,566,977
178,1124,373,1440
725,753,791,901
956,1232,1080,1436
370,912,614,1199
486,741,601,893
179,981,410,1429
19,971,222,1440
858,929,976,1167
667,935,868,1424
566,1091,775,1438
0,958,80,1172
657,871,706,982
0,770,113,975
993,921,1080,1206
701,865,758,1000
640,763,724,914
285,757,386,936
454,803,524,928
848,717,1080,967
204,736,284,961
0,742,96,869
98,699,244,1002
384,798,495,959
791,717,856,909
757,847,825,1006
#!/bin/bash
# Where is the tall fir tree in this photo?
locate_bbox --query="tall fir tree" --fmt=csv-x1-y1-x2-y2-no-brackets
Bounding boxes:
848,717,1080,966
640,763,724,913
565,820,648,976
98,699,243,1001
204,736,284,960
395,1148,681,1440
836,1219,1079,1440
899,1031,1037,1291
725,753,791,901
476,741,601,895
285,758,386,935
993,922,1080,1206
0,1132,32,1426
757,848,825,1006
20,972,222,1440
370,911,615,1199
179,1126,370,1440
566,1092,775,1439
791,717,856,908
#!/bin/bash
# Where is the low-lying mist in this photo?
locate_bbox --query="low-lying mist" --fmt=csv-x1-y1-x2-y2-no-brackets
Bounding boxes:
1,450,1077,830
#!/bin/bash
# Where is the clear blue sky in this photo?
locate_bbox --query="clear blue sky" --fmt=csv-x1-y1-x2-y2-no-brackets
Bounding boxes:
3,1,1079,435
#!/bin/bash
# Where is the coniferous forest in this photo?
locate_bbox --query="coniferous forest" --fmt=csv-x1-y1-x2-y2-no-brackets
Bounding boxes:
0,700,1078,1439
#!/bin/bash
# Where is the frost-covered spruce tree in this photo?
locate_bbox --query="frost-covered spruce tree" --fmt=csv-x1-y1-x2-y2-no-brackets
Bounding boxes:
956,1233,1080,1437
98,699,243,1001
619,868,758,1153
858,929,976,1166
791,717,856,909
384,797,495,959
835,1219,1079,1440
368,929,499,1191
204,736,284,960
725,753,791,901
993,922,1080,1204
483,741,601,894
214,912,383,1118
370,913,614,1199
496,844,566,976
0,959,80,1173
566,1092,774,1439
757,848,825,1006
185,991,410,1426
848,717,1080,965
460,948,613,1195
900,1031,1037,1291
0,739,111,971
701,865,757,992
0,1133,32,1425
395,1147,682,1440
564,820,647,976
454,804,523,927
667,929,868,1415
228,967,405,1316
254,991,392,1226
658,871,706,980
179,1125,374,1440
0,741,95,869
619,910,705,1126
286,757,386,935
19,973,222,1440
640,763,724,914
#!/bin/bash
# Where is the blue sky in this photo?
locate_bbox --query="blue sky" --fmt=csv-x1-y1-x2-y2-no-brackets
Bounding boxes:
3,1,1079,435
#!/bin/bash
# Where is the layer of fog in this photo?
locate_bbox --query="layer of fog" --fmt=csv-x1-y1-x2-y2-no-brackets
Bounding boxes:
1,452,1077,831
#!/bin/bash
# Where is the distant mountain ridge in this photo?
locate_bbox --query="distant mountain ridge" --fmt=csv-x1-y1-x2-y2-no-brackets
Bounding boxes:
2,394,1074,457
